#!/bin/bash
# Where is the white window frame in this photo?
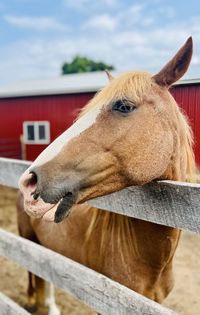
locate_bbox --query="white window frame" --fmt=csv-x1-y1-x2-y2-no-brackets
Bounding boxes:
23,121,50,144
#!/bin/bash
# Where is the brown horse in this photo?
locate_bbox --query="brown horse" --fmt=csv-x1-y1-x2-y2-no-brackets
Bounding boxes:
18,37,196,314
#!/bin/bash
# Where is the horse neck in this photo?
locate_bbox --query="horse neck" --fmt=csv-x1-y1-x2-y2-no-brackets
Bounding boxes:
85,100,196,269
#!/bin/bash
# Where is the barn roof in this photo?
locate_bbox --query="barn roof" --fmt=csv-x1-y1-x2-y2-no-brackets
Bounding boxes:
0,72,109,98
0,72,199,99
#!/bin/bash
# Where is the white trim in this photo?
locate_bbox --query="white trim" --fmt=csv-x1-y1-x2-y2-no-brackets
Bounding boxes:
173,78,200,86
23,121,50,144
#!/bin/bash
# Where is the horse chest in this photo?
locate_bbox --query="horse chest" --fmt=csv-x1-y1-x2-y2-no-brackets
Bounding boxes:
31,206,178,302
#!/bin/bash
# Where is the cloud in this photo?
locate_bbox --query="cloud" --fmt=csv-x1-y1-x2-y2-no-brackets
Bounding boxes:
4,15,69,31
157,6,176,19
83,14,117,32
82,4,153,33
63,0,118,11
1,20,199,86
0,2,200,85
114,4,154,29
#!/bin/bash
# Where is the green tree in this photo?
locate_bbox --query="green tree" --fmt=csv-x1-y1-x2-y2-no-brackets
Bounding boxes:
62,55,114,75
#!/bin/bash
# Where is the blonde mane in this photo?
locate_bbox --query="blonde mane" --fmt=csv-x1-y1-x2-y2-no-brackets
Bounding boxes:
79,71,196,253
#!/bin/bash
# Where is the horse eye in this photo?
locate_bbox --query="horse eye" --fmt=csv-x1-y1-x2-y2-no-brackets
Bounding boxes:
112,100,136,114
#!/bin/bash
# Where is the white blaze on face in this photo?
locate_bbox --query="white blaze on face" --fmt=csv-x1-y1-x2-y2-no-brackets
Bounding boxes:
18,105,102,221
30,105,102,170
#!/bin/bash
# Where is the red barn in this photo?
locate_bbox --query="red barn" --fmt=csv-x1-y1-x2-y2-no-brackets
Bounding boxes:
170,80,200,167
0,72,106,161
0,72,199,166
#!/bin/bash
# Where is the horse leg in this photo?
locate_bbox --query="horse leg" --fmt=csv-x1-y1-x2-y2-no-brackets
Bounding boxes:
35,275,46,309
26,274,60,315
45,282,60,315
17,192,39,312
25,272,37,313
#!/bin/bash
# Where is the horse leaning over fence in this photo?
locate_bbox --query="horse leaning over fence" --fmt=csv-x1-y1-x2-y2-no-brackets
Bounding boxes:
18,37,196,315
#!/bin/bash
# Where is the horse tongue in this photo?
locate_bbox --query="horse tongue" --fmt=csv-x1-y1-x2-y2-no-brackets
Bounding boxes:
54,192,77,223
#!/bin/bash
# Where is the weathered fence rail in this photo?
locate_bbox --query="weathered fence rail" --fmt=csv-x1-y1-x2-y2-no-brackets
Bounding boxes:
0,157,200,233
0,228,176,315
0,157,200,314
0,292,30,315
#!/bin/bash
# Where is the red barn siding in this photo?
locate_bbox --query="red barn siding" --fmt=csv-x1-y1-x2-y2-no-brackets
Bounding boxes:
0,93,94,160
171,85,200,166
0,84,200,166
0,138,21,159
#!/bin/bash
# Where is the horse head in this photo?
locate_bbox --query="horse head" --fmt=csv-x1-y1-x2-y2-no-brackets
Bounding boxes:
19,37,195,223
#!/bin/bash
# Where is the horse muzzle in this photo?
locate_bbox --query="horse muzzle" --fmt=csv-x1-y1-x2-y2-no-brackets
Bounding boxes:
18,168,79,223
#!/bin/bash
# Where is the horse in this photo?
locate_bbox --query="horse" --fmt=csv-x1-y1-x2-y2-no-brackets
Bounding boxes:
18,37,196,315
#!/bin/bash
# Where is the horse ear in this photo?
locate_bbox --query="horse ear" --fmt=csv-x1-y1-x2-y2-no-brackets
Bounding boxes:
105,69,114,81
153,37,193,87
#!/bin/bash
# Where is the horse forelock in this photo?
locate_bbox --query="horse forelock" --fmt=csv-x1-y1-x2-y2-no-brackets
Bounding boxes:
78,71,152,119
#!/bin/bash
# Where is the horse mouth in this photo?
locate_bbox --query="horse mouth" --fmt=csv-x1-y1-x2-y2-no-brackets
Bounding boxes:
19,172,78,223
23,192,77,223
31,182,78,222
53,192,77,223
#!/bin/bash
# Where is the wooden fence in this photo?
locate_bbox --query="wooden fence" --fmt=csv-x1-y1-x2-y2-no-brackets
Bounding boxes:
0,157,200,315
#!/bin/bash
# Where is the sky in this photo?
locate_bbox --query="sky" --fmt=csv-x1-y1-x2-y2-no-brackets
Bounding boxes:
0,0,200,85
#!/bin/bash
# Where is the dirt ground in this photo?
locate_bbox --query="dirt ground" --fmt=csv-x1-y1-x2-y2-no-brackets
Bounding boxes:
0,185,199,315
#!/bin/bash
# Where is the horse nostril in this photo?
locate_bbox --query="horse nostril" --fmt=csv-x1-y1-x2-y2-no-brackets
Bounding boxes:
28,171,38,187
21,171,38,189
18,169,40,201
28,171,40,200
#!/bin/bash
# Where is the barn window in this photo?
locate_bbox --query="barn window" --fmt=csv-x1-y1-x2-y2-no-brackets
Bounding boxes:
23,121,50,144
